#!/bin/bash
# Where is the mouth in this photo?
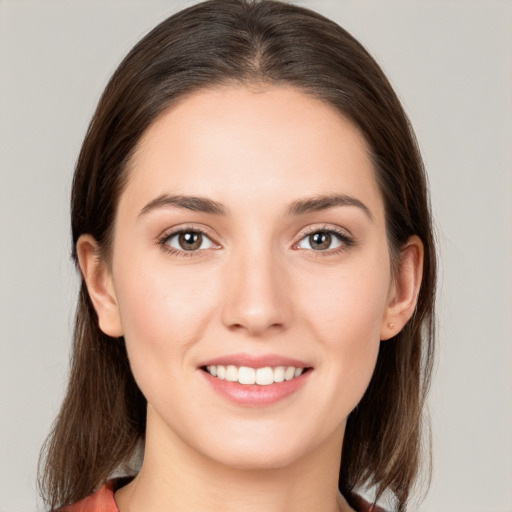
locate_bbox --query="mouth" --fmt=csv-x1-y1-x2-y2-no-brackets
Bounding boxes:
201,364,311,386
198,354,313,405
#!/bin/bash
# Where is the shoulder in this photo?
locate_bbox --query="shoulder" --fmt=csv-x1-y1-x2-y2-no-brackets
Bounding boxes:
58,483,384,512
59,481,118,512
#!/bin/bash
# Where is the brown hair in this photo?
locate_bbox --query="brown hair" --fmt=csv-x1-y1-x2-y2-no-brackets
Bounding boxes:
39,1,436,510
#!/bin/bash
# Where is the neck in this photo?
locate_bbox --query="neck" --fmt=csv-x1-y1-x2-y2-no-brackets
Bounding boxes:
115,408,353,512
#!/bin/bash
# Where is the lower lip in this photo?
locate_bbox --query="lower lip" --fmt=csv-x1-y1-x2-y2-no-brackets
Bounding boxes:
200,370,311,406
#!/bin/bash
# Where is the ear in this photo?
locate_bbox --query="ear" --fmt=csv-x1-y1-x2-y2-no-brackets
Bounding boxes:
76,234,123,337
381,235,424,340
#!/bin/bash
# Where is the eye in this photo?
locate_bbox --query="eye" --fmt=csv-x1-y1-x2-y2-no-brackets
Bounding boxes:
163,230,216,252
296,229,348,251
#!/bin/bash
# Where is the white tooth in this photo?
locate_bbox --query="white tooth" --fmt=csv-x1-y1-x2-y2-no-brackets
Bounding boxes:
225,365,238,382
238,366,256,385
273,366,285,383
284,366,296,381
208,365,217,377
216,365,226,379
256,367,274,385
294,368,303,378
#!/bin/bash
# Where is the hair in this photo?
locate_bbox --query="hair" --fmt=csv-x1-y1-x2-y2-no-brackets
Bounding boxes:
39,1,436,510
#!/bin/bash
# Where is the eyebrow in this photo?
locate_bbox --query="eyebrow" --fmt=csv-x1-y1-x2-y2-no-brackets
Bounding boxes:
138,194,227,217
286,194,374,221
138,192,373,221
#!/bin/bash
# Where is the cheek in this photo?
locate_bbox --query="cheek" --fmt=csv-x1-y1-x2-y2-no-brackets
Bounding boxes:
300,259,390,342
112,255,220,383
296,256,390,405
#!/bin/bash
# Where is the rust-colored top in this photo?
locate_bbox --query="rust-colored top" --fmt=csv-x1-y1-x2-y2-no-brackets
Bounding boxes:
60,481,118,512
61,480,386,512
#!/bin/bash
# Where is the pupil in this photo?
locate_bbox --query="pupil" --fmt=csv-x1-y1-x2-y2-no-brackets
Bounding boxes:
179,232,201,250
311,232,331,250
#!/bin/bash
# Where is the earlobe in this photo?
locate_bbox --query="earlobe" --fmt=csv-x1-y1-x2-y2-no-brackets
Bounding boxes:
76,234,123,337
381,235,424,340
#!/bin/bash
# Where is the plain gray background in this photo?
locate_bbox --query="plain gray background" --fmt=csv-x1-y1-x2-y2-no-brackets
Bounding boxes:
1,1,511,511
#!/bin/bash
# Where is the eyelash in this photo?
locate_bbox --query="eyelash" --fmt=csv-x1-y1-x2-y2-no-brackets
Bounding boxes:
157,225,354,258
294,225,354,257
158,225,219,258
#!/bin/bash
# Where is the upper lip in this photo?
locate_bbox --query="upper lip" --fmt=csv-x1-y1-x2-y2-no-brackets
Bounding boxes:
198,353,312,369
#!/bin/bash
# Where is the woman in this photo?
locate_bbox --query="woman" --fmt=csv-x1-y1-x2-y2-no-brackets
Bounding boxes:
38,1,436,511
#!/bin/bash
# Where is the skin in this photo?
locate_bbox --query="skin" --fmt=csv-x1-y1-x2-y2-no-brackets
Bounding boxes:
78,85,423,512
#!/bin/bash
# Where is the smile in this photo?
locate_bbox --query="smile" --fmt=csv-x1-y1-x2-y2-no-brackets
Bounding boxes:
203,365,306,385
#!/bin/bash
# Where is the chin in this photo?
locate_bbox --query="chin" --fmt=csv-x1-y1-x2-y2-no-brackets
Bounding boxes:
206,444,305,471
195,425,329,472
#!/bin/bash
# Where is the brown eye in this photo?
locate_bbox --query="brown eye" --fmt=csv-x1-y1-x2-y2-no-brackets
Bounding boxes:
296,230,345,251
164,230,215,252
178,231,202,250
309,232,332,250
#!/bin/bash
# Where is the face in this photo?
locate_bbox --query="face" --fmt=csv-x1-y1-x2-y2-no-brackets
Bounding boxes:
84,85,403,471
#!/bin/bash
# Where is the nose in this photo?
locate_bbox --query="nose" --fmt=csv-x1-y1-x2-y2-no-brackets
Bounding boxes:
221,245,291,336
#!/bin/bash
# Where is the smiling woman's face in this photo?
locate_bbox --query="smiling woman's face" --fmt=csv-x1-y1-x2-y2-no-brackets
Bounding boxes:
79,85,415,472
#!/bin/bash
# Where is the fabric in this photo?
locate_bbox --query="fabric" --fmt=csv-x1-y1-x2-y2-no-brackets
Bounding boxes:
59,481,118,512
61,481,385,512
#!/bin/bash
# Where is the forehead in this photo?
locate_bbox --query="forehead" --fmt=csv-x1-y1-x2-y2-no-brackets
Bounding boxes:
120,84,384,221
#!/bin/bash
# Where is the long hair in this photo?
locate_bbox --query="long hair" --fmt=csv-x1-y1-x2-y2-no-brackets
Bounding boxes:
39,1,436,510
